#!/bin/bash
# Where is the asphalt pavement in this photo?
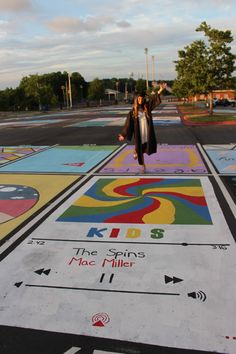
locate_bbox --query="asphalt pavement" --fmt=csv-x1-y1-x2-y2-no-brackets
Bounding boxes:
0,103,236,354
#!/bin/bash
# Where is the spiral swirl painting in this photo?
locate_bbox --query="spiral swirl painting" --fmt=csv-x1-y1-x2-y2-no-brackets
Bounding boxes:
57,178,212,225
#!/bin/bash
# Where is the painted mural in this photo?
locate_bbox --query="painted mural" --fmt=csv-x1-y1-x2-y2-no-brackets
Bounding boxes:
0,145,119,173
0,175,235,353
57,178,212,225
204,144,236,174
0,174,79,242
0,146,48,165
100,145,208,174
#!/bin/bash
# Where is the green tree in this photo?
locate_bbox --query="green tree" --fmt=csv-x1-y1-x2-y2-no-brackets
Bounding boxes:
88,78,105,101
19,74,45,110
174,22,236,114
70,72,87,103
135,79,146,94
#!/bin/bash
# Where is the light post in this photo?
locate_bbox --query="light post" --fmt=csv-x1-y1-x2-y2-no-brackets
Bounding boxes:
151,55,155,82
68,72,72,108
65,81,69,108
36,81,42,111
125,82,128,101
116,81,119,102
144,48,149,90
129,72,134,94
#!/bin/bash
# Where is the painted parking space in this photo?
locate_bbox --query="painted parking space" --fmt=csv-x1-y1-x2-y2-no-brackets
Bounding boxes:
0,173,80,243
0,175,235,353
99,145,208,174
204,144,236,174
0,119,65,128
153,116,182,125
68,117,182,127
0,145,119,174
65,104,182,127
67,118,125,128
0,106,235,354
0,146,49,165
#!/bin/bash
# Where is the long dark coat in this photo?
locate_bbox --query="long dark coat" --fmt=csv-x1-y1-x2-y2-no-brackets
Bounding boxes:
121,92,161,164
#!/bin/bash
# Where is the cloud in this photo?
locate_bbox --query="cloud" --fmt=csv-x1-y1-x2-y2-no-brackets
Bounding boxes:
0,0,236,88
46,15,114,33
0,0,32,12
116,21,131,28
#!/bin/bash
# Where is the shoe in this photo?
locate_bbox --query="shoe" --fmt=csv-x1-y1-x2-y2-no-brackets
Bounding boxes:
140,164,146,173
133,152,138,160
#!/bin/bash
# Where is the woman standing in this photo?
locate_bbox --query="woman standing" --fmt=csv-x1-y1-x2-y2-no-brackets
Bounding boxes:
118,82,167,172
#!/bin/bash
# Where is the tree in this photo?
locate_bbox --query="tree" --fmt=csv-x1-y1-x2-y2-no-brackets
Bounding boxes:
70,72,86,103
135,78,146,94
88,78,105,101
174,22,236,114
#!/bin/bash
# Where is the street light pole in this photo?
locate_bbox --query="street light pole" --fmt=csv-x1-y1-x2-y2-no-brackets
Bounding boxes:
65,81,69,108
125,82,128,101
68,72,73,108
144,48,149,90
151,55,155,82
116,81,119,102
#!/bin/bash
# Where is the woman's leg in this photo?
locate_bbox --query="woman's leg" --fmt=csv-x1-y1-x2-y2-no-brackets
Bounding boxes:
139,143,147,172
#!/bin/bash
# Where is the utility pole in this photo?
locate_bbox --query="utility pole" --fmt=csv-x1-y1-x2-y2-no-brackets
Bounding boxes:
65,81,69,108
144,48,149,90
116,81,119,101
68,72,72,108
125,82,128,101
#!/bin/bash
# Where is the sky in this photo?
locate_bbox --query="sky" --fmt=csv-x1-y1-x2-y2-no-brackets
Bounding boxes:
0,0,236,89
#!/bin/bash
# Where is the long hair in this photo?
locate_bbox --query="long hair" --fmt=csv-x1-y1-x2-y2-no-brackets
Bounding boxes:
132,96,148,118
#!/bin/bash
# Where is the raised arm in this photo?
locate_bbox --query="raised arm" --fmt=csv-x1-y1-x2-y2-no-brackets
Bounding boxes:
147,82,167,111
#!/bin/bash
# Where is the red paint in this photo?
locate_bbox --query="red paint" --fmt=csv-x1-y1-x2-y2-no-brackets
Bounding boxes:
109,228,120,238
106,197,160,223
0,199,38,217
144,191,207,206
113,178,163,196
93,320,105,327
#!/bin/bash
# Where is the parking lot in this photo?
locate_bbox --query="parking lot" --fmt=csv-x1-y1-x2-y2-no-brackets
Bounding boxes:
0,103,236,354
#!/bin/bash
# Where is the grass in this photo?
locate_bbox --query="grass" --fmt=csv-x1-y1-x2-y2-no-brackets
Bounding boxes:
177,104,236,123
186,114,236,123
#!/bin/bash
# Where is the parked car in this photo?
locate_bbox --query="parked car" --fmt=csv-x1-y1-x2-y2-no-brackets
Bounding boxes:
205,98,218,107
228,99,236,107
216,98,232,106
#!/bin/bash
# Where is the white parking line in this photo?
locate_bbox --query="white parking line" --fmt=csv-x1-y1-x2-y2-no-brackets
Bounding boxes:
63,347,82,354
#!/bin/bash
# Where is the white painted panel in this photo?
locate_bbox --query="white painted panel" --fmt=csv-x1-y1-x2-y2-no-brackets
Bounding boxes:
0,176,235,353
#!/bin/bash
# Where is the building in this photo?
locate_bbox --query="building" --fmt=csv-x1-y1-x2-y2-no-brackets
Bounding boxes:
192,89,235,101
105,89,119,101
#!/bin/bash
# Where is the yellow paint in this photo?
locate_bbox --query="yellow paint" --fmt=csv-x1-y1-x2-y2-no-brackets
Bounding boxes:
110,147,202,168
74,194,138,207
110,149,133,168
126,228,141,238
225,165,236,171
102,178,140,197
0,174,79,241
143,186,203,197
143,197,175,224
